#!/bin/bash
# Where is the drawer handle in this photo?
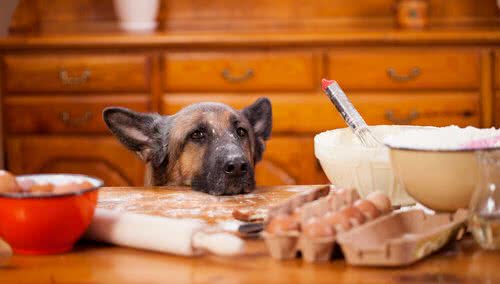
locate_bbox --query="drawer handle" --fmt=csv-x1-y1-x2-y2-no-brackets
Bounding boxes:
59,69,91,85
59,111,92,126
385,110,419,125
386,67,420,82
221,68,254,83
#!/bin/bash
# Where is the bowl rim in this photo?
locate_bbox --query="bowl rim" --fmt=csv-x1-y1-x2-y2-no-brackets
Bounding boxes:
385,144,500,153
0,173,104,199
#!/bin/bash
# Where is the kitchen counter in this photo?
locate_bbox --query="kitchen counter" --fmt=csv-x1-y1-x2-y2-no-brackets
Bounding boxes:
0,237,499,284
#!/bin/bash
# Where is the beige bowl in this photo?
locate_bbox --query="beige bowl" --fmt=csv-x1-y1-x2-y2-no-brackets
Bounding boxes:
314,126,421,206
388,148,478,212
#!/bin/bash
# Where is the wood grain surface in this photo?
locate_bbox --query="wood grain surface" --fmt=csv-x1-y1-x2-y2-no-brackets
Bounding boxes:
1,185,499,283
0,235,498,283
96,186,325,224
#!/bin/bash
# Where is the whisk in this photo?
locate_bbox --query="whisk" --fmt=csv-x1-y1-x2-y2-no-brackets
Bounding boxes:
322,79,381,147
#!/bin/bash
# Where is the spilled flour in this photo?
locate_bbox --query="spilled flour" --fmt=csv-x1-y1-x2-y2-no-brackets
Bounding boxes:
97,186,310,226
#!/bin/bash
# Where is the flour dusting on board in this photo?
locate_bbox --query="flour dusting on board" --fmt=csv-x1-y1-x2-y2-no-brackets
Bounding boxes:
97,186,316,224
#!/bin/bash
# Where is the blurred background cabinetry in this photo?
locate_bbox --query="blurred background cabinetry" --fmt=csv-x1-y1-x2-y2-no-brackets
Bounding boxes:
0,0,499,186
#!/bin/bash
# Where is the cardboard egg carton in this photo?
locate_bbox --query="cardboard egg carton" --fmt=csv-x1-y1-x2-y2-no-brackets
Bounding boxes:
263,187,362,262
262,185,331,260
336,209,468,266
263,186,468,266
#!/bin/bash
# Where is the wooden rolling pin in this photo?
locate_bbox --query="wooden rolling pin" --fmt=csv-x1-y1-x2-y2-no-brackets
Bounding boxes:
84,209,245,256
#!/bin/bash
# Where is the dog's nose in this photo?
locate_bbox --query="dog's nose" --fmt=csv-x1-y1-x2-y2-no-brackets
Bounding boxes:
224,157,248,177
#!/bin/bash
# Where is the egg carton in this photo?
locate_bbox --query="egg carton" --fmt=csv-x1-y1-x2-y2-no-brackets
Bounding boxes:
263,187,467,265
336,209,468,266
263,187,365,262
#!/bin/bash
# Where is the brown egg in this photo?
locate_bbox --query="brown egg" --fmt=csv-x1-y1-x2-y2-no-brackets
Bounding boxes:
17,179,35,192
30,183,55,193
0,170,21,193
302,217,335,238
53,182,81,194
354,199,381,220
339,206,366,227
324,211,351,232
292,207,302,221
266,214,299,234
76,180,95,190
366,191,392,214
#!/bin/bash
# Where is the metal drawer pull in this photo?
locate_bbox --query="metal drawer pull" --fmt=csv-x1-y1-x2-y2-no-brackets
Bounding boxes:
221,68,254,83
385,110,419,125
59,111,92,126
59,69,91,85
386,67,421,82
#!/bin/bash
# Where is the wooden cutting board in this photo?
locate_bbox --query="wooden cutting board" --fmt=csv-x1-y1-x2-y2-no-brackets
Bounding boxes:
97,185,328,225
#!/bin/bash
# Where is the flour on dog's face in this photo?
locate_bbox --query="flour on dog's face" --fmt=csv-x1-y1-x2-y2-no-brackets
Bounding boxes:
103,98,272,195
168,104,256,195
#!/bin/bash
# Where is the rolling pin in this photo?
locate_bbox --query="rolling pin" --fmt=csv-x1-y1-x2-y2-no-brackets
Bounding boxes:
84,209,244,256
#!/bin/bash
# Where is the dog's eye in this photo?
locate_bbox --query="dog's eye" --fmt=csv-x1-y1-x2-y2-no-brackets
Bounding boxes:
236,127,247,137
190,130,205,140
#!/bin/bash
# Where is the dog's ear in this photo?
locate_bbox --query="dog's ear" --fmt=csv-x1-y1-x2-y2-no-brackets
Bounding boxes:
103,107,169,166
242,97,272,162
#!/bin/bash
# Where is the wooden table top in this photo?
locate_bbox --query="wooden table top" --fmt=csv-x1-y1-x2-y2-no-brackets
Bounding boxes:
1,186,500,283
0,237,499,284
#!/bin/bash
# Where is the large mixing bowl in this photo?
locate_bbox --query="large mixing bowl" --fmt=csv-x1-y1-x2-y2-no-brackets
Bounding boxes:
314,126,423,206
387,147,479,212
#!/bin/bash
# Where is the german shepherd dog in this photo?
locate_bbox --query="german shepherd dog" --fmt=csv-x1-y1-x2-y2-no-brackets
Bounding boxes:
103,98,272,195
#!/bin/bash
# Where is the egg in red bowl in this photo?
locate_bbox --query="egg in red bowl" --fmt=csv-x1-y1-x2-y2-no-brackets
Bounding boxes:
0,173,103,255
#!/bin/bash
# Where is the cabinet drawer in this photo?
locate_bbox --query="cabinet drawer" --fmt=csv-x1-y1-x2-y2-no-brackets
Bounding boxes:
327,49,480,90
4,55,150,93
162,93,479,134
4,96,149,134
6,137,145,186
163,52,319,92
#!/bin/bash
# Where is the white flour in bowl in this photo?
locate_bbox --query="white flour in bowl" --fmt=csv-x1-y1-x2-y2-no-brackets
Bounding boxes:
384,126,500,150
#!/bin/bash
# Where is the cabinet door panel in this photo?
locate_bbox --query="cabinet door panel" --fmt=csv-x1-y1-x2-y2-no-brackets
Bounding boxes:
257,136,329,186
328,49,480,90
5,95,149,134
6,137,144,186
4,55,150,93
163,52,319,92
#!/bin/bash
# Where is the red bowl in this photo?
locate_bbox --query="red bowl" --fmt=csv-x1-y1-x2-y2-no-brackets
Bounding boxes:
0,174,102,255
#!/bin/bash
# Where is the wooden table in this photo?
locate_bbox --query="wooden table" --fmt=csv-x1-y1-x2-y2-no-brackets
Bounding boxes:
1,236,499,284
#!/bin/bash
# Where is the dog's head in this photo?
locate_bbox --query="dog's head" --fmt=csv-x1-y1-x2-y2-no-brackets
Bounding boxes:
103,98,272,195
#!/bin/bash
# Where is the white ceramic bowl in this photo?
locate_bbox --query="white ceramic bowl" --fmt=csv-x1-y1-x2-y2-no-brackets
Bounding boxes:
314,126,425,206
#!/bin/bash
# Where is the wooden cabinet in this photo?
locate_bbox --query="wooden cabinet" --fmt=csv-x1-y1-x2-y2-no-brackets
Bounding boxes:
1,0,498,187
495,52,500,90
495,53,500,127
6,137,145,186
258,136,329,185
496,92,500,126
